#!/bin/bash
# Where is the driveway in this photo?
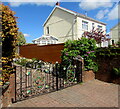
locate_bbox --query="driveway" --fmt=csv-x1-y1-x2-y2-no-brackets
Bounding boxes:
10,79,119,107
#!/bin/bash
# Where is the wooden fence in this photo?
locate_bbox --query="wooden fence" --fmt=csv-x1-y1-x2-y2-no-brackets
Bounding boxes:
19,43,64,63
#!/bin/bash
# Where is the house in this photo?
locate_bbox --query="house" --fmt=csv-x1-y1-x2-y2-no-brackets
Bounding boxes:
43,3,107,47
110,23,120,45
32,35,58,45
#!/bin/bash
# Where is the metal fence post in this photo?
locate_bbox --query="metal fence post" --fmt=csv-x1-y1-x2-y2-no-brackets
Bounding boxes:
55,62,58,91
76,60,81,83
11,65,16,103
74,55,84,83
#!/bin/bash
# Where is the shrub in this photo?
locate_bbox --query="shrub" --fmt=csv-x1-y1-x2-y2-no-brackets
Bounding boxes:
96,47,120,57
15,57,44,68
1,4,18,84
61,37,98,71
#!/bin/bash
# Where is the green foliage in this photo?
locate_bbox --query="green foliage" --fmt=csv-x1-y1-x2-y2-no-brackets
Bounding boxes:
15,57,44,68
61,37,98,71
16,58,27,66
17,32,26,46
113,67,120,76
96,47,120,57
32,58,38,62
1,4,18,84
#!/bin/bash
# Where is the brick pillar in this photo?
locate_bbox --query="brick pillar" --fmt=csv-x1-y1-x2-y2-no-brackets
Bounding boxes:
82,70,95,82
2,67,16,107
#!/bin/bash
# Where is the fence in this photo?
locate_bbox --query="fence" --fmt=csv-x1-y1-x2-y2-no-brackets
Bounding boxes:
19,43,64,63
12,56,83,102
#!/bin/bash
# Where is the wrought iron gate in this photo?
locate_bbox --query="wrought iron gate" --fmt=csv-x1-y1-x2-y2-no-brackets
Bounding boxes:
13,56,83,102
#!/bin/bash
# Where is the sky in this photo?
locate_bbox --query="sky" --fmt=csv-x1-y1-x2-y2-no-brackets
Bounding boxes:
2,0,120,43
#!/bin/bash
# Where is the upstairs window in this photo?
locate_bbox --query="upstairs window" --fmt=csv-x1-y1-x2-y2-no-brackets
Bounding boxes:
47,26,49,35
82,21,88,30
92,23,95,29
98,25,102,30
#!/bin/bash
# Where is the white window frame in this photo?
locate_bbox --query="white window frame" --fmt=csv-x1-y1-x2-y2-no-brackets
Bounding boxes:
42,40,46,45
98,25,102,30
47,26,49,35
82,21,88,30
51,41,53,44
47,41,51,44
92,23,95,29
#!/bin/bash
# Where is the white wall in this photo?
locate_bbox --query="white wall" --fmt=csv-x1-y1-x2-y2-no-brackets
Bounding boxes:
44,8,77,42
77,17,106,39
110,23,120,44
44,7,106,44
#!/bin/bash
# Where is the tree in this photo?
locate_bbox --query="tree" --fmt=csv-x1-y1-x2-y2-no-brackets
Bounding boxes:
1,4,18,84
17,32,26,46
82,28,110,45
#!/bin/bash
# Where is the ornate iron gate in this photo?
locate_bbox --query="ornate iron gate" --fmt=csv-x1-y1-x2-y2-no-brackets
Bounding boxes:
13,56,83,102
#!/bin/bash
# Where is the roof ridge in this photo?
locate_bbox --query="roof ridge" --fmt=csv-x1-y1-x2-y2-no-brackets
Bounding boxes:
57,5,85,16
56,5,106,25
43,5,106,26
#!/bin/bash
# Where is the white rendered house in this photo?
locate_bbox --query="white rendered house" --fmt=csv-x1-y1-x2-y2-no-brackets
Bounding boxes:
43,4,107,47
110,23,120,45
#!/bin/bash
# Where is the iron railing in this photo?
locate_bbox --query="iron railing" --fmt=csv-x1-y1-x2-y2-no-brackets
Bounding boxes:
12,56,83,102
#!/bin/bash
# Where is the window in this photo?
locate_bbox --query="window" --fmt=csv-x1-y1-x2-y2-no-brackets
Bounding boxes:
92,23,95,29
51,41,53,44
82,21,88,30
37,40,40,44
98,25,102,30
39,41,42,44
47,41,51,44
47,26,49,35
112,40,114,45
42,41,46,45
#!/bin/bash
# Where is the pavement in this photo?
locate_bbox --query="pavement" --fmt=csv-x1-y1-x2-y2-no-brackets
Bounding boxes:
10,79,119,107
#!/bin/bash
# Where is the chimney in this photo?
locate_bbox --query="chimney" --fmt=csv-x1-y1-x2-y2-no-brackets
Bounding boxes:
56,2,60,6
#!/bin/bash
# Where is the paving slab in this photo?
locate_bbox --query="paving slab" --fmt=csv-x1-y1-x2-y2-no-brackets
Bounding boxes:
10,79,119,107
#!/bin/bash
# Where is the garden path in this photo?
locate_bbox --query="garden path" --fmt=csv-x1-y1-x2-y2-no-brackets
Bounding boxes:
10,79,119,107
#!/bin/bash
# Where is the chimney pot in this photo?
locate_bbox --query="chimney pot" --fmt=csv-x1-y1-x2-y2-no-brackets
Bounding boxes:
56,2,60,6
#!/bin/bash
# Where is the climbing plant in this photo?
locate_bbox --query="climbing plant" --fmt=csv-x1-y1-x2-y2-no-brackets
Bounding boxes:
1,4,18,84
